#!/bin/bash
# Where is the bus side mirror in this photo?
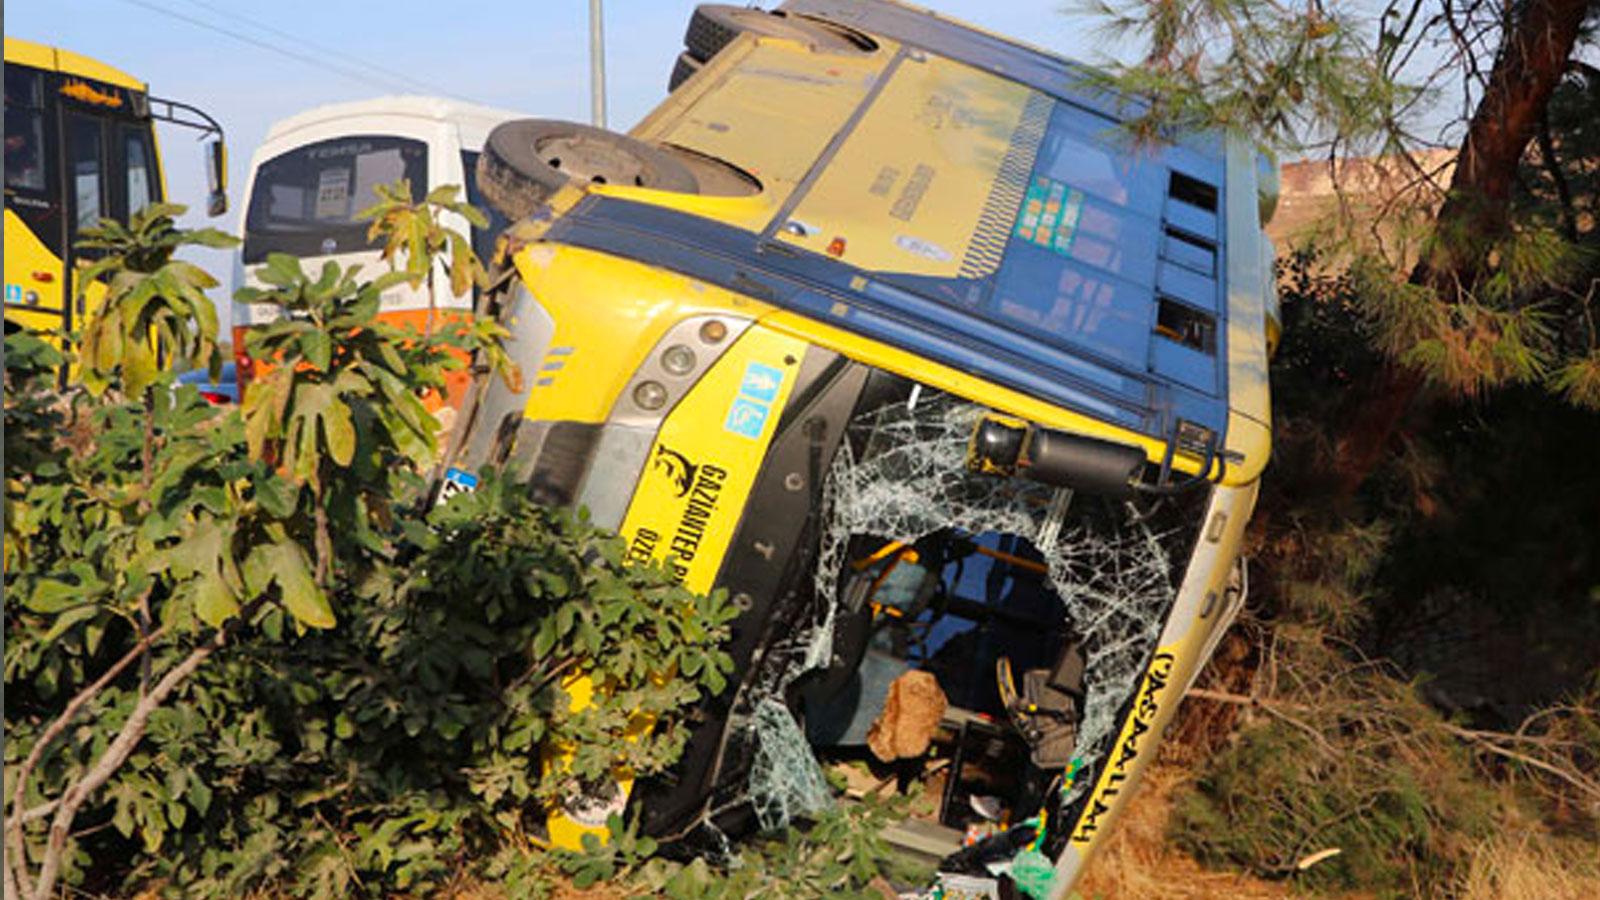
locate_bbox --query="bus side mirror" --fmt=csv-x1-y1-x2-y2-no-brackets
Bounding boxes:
205,139,228,217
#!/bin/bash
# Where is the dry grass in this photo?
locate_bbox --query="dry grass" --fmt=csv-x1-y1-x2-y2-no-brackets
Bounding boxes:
1455,832,1600,900
1073,765,1300,900
1073,761,1600,900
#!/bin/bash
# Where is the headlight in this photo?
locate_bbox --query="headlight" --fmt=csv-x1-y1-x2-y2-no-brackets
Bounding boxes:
660,344,696,376
633,380,669,410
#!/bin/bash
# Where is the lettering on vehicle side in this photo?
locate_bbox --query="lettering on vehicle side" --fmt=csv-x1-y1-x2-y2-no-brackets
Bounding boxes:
626,456,728,583
913,92,977,131
894,234,952,262
890,164,936,222
1070,650,1177,845
868,165,901,197
307,140,377,160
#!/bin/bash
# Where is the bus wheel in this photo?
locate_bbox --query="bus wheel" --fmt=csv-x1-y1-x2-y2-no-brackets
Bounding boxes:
476,119,700,220
668,51,704,92
683,5,877,63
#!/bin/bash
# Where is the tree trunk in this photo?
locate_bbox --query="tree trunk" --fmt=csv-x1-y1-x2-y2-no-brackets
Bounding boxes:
1426,0,1591,259
1335,0,1590,495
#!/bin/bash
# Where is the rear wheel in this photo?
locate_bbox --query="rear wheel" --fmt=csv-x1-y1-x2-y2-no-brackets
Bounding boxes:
668,50,704,92
683,4,876,62
475,119,699,220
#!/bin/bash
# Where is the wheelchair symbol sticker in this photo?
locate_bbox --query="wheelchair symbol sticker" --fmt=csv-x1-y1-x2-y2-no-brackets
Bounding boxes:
723,361,785,440
724,397,770,439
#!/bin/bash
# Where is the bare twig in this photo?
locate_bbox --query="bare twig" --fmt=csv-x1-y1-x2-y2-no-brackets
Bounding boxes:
1184,688,1338,757
1185,687,1600,808
5,624,168,897
27,600,262,900
1441,723,1600,804
10,803,58,829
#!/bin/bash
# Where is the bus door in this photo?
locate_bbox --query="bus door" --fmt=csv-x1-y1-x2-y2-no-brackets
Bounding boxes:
62,105,161,325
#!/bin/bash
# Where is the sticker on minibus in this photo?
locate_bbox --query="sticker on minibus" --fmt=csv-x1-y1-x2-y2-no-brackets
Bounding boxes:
437,467,480,505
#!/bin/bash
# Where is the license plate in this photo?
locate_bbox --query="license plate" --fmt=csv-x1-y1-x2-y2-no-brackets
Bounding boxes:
436,467,480,506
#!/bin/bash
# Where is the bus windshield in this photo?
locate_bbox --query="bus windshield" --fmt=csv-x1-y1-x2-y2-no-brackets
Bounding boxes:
242,134,426,264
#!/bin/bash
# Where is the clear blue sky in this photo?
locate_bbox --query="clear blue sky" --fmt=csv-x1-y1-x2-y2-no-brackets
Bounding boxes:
9,0,1117,328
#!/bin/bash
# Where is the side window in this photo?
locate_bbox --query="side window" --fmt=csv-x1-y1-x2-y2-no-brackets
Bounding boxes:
66,113,106,235
5,67,48,193
122,126,158,216
4,107,49,192
461,150,510,272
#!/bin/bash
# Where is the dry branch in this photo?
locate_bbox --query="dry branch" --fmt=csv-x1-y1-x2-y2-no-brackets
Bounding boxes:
21,600,263,900
5,624,168,899
1184,687,1600,808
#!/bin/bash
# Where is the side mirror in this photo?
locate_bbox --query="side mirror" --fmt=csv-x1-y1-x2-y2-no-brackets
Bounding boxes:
205,139,228,217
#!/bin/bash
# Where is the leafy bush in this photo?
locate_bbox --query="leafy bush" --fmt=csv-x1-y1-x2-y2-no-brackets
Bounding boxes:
1164,246,1600,896
3,188,735,899
113,474,735,898
534,793,929,900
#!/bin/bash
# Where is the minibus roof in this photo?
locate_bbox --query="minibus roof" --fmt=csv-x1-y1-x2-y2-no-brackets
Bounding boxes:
262,95,528,146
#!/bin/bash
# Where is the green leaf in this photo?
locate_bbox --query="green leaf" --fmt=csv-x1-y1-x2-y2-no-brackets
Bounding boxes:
301,330,332,370
26,578,91,613
532,621,556,659
321,400,356,467
266,542,335,628
187,778,212,816
113,799,136,838
43,604,100,643
193,572,240,628
256,475,299,519
260,252,305,288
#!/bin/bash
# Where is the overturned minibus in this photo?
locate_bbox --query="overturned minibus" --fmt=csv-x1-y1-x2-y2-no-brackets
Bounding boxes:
442,1,1278,894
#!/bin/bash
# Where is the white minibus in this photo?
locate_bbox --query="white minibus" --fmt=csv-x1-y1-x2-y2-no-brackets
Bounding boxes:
232,96,528,408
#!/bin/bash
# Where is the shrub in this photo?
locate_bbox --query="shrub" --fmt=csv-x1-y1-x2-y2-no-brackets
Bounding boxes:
3,188,734,899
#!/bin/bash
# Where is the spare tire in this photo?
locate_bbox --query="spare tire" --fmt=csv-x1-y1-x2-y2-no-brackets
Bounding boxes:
683,4,875,62
476,119,700,220
668,50,705,92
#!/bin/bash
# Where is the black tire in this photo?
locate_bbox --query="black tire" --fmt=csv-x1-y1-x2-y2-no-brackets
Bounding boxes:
668,50,705,92
476,119,700,221
683,4,874,63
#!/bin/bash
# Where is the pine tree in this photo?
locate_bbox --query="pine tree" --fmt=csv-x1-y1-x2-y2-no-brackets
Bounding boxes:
1084,0,1599,491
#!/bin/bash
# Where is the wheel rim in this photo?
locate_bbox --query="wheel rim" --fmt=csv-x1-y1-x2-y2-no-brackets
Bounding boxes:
534,134,651,187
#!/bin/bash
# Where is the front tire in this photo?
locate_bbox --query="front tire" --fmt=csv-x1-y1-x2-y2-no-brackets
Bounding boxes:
476,119,700,220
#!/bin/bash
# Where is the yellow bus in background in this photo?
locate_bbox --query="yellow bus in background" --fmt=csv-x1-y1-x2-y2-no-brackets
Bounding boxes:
3,37,227,367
